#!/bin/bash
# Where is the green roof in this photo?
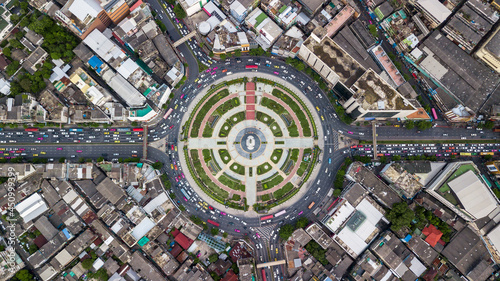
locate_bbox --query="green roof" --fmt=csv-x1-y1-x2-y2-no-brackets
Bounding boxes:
279,5,288,13
138,236,150,247
254,12,268,28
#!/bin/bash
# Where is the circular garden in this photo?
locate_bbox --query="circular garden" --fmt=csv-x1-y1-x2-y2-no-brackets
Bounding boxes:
183,77,319,211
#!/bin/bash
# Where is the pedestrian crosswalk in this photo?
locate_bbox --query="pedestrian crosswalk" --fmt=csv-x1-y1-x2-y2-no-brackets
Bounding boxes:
253,224,277,240
333,131,339,151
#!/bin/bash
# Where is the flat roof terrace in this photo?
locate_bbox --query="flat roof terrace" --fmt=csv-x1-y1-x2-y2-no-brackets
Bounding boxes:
304,36,365,86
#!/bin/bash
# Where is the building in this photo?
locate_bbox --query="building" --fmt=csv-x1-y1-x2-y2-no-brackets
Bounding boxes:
271,26,304,57
305,223,334,249
246,8,284,50
442,0,498,54
373,2,393,21
261,0,300,29
230,0,251,22
324,5,355,38
447,170,498,219
475,25,500,73
369,45,405,87
485,160,500,178
101,0,130,24
415,31,500,120
442,226,495,278
21,47,49,75
380,163,423,199
350,251,397,281
178,0,210,17
426,161,500,221
322,183,387,258
421,224,442,247
198,233,226,252
371,231,427,281
15,193,49,223
57,0,112,39
409,0,451,28
296,0,324,15
485,224,500,263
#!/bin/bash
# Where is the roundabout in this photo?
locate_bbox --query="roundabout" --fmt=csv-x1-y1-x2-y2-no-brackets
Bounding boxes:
182,76,320,212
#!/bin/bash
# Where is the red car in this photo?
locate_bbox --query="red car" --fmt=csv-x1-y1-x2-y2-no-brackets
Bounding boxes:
208,206,214,210
171,144,175,150
57,147,63,150
170,125,174,129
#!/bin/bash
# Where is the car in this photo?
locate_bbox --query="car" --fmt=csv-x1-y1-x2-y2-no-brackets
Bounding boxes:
256,233,261,238
171,164,174,170
234,229,240,232
347,131,353,134
328,158,331,164
274,71,279,74
274,65,279,69
208,206,214,210
174,165,178,170
76,150,82,153
316,106,320,111
183,197,188,201
321,115,324,121
222,69,227,73
171,144,175,150
213,67,218,70
461,137,467,139
181,172,185,178
37,137,43,140
211,71,216,75
221,212,226,216
41,152,46,155
57,147,63,150
276,248,278,254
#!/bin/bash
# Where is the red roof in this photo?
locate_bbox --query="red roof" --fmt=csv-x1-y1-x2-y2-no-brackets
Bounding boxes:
170,244,182,257
174,232,193,250
171,228,180,237
422,224,442,247
130,0,143,11
221,270,238,281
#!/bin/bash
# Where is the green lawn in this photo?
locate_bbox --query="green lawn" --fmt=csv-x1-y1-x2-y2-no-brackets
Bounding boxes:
262,174,284,190
273,183,294,199
297,162,308,176
202,149,212,163
269,121,283,137
218,112,245,137
272,89,312,137
230,162,245,175
257,162,273,175
256,111,274,125
290,149,299,162
190,150,229,199
190,89,230,137
219,149,231,164
270,149,283,164
219,174,245,191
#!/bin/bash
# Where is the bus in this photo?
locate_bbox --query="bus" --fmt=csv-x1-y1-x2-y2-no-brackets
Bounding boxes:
207,219,220,227
308,202,315,209
460,152,472,156
117,128,130,132
262,269,267,281
246,65,258,69
313,207,321,216
260,214,274,221
480,152,494,156
431,108,438,120
326,188,334,197
481,175,492,188
274,210,286,217
132,128,144,132
25,128,39,132
163,108,173,119
181,188,190,200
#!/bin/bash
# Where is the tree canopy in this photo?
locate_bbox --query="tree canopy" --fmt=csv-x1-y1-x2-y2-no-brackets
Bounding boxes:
386,202,415,231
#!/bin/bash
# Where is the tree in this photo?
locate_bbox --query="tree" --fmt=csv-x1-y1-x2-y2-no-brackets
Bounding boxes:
279,224,294,240
210,228,219,236
97,157,104,162
295,217,309,229
234,49,241,57
14,269,33,281
386,202,415,231
59,157,66,163
2,47,10,57
333,189,342,197
405,120,415,129
5,61,20,76
131,121,138,126
209,253,218,263
223,232,228,238
152,161,163,169
82,258,94,269
392,155,401,161
484,121,494,130
174,4,187,19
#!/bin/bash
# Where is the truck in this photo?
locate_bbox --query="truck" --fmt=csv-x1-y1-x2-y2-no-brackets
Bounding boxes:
69,128,83,132
326,188,334,197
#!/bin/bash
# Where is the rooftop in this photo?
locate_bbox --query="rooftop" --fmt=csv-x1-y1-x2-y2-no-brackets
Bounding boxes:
380,163,423,199
305,223,334,249
448,170,498,219
303,36,365,86
346,162,401,208
324,5,355,37
370,45,405,87
415,0,451,24
420,31,499,112
442,226,491,275
351,69,415,111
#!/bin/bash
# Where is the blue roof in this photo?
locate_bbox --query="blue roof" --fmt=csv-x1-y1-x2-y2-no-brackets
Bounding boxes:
62,228,72,239
88,56,104,69
402,234,412,243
